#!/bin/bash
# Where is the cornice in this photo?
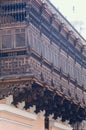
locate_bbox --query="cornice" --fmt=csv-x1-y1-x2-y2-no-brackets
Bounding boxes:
43,0,86,44
0,104,37,120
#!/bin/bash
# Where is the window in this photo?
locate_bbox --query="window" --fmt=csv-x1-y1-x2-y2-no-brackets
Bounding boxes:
53,51,59,67
74,63,82,83
2,30,12,49
82,69,86,86
66,57,75,78
28,30,34,47
42,35,51,61
44,43,50,61
69,62,74,78
50,45,59,64
15,28,25,47
1,28,26,49
29,26,42,55
33,34,41,54
60,53,67,73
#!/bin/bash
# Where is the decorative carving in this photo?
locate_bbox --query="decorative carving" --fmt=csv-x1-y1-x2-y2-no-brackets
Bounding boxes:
17,101,25,110
57,117,62,122
5,95,13,105
50,14,55,25
59,23,64,32
49,14,55,43
38,110,45,119
0,82,86,124
49,114,54,120
29,105,36,113
64,120,70,125
80,45,84,53
74,38,79,47
66,31,73,40
0,0,86,126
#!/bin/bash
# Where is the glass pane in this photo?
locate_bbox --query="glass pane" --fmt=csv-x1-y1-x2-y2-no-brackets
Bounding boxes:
16,33,25,47
2,35,11,49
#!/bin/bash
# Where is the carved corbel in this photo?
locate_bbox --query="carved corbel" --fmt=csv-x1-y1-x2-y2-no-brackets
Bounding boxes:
38,110,45,119
29,105,36,114
57,117,62,122
64,120,70,125
66,31,73,40
17,101,25,110
59,23,64,33
5,95,13,105
81,45,84,53
74,38,79,47
49,13,56,43
49,114,54,120
50,14,55,25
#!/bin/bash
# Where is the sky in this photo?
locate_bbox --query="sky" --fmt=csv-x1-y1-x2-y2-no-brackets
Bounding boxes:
50,0,86,39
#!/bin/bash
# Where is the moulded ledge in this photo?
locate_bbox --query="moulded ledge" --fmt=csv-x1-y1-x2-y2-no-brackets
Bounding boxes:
0,104,37,120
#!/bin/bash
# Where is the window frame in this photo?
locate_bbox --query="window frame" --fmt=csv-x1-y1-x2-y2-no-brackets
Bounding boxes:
15,28,26,48
1,29,13,49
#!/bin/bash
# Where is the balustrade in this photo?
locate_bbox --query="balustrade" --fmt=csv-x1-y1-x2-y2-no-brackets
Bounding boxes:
0,20,86,88
28,24,86,87
0,0,26,24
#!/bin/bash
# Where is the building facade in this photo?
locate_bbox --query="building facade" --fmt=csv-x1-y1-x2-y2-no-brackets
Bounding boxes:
0,0,86,129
